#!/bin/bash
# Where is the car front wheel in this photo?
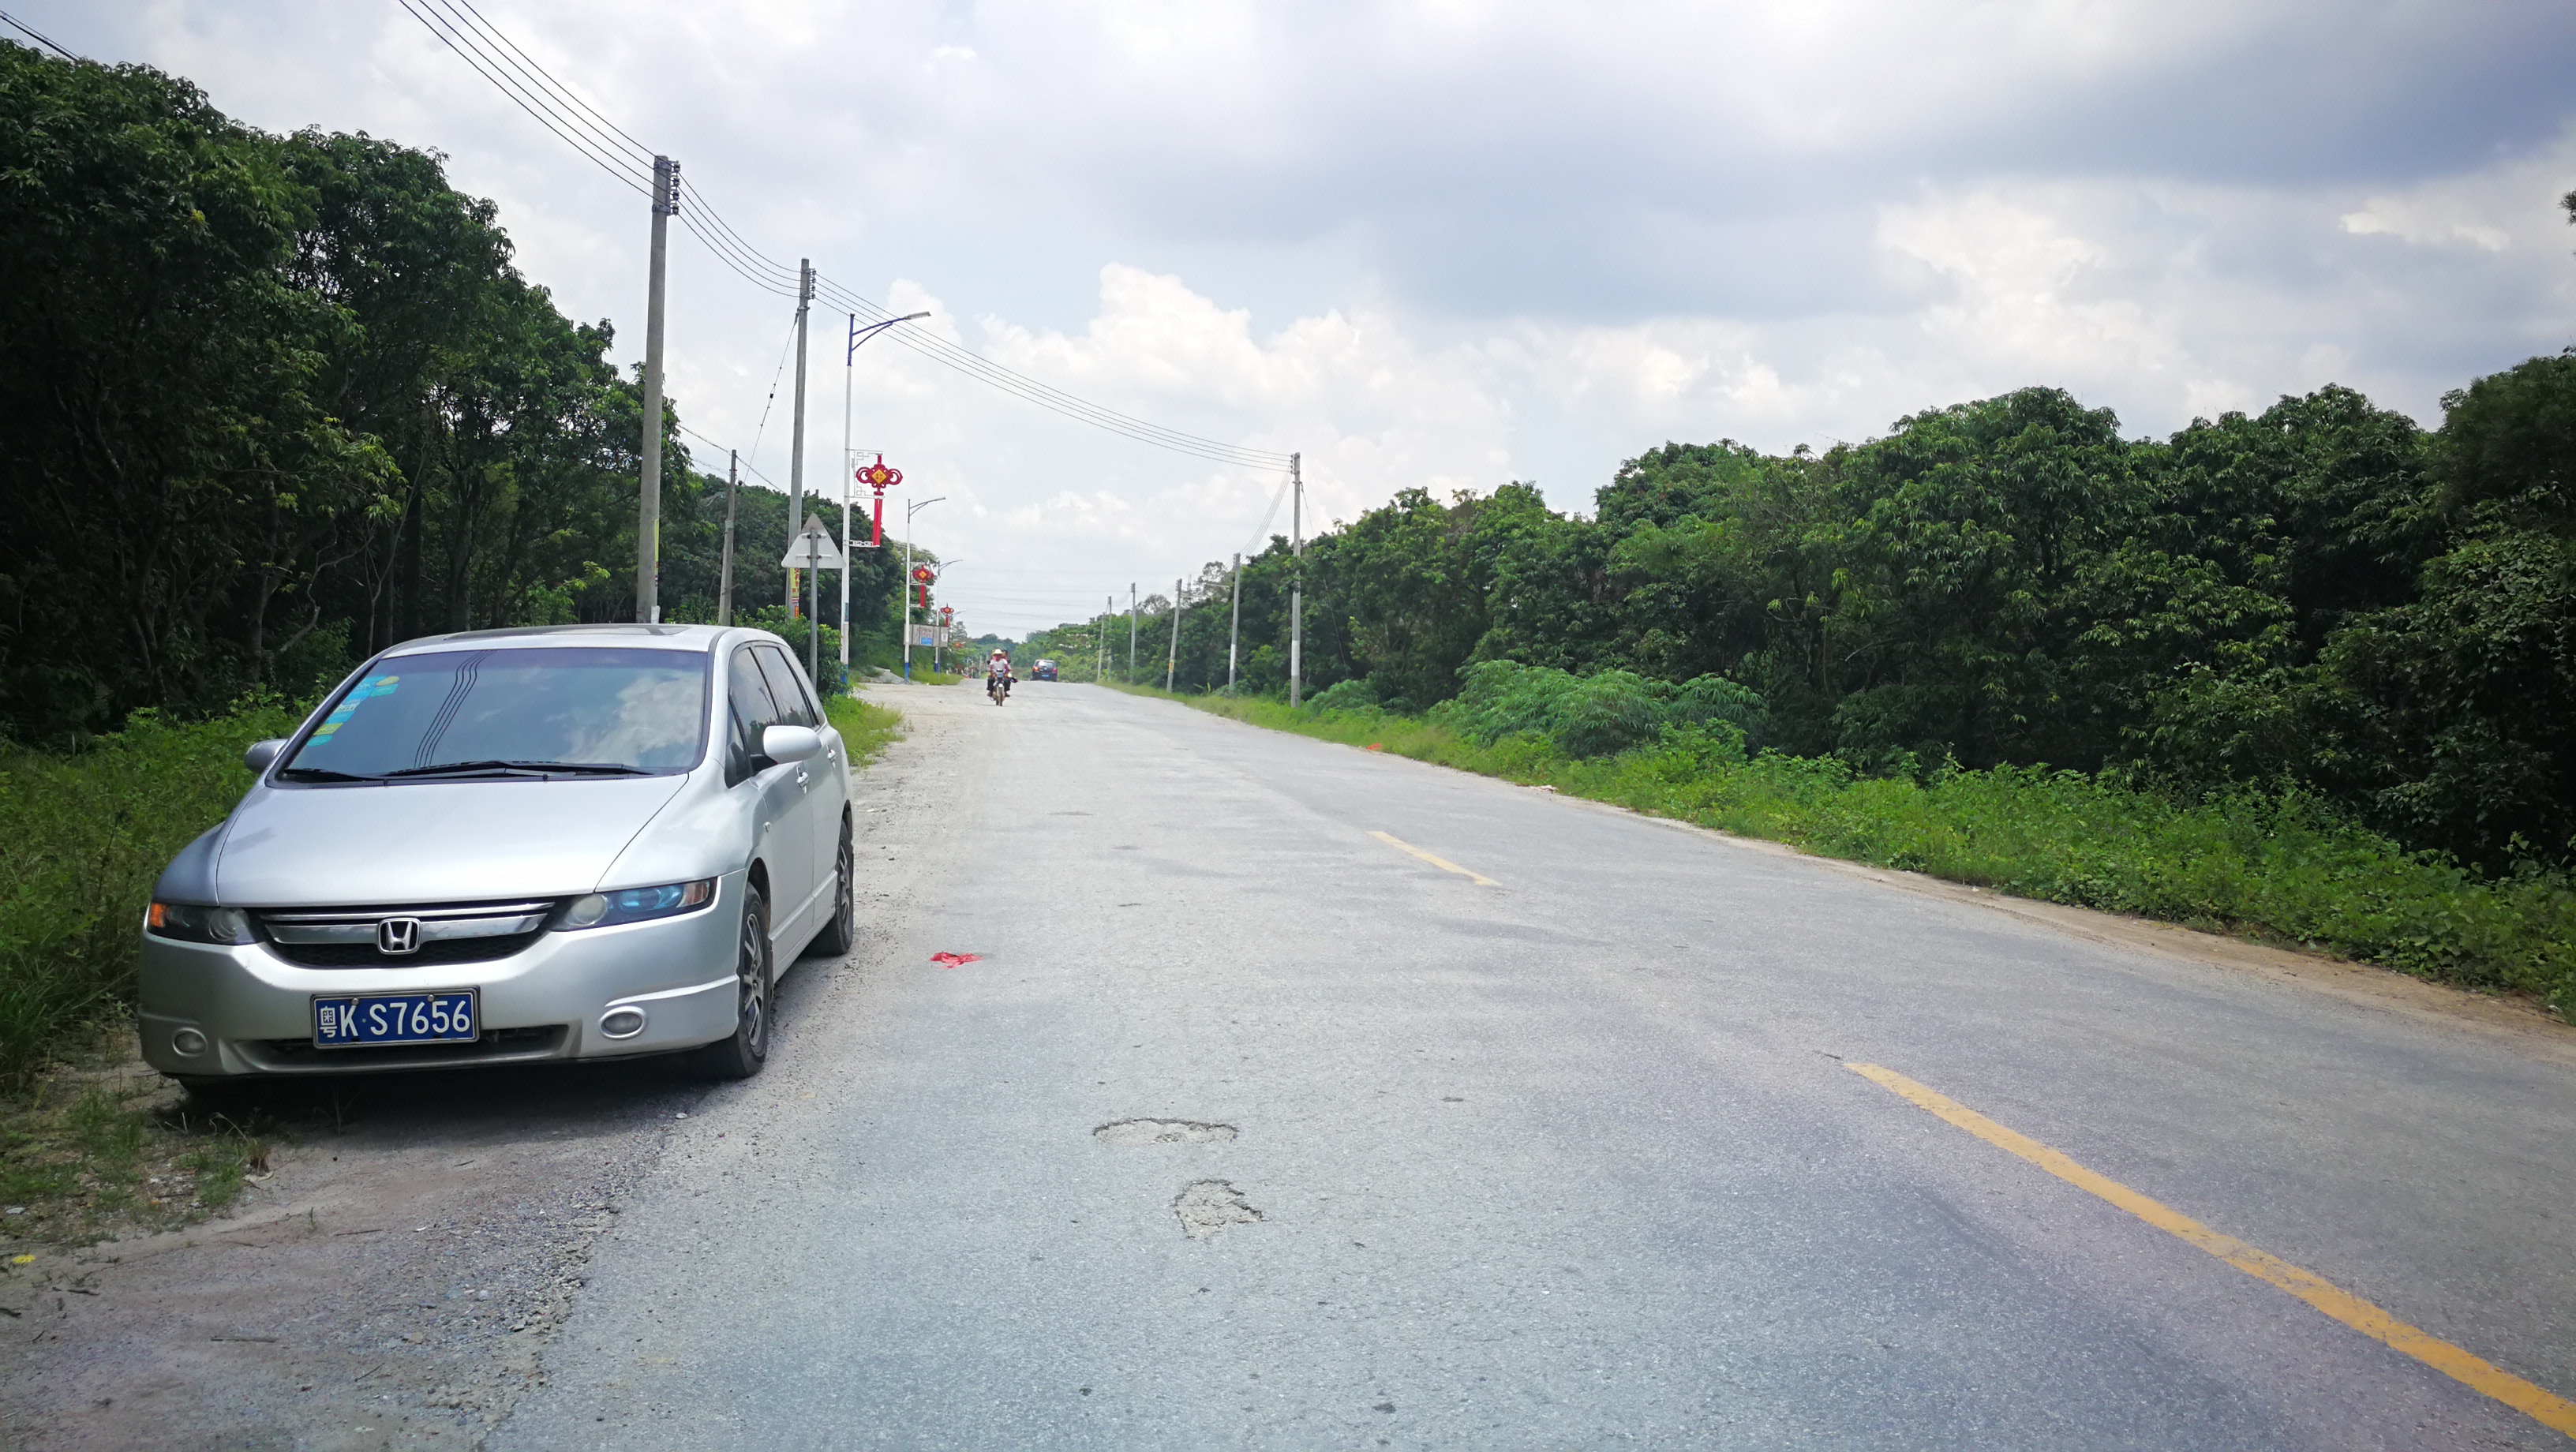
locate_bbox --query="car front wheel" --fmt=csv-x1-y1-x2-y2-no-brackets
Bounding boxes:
691,882,772,1080
814,821,856,956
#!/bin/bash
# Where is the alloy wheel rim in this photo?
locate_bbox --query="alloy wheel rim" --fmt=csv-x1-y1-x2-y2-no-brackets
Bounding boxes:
837,838,854,938
739,908,767,1053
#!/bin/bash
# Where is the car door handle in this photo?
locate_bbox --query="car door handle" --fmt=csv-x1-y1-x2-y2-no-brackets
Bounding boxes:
796,770,810,788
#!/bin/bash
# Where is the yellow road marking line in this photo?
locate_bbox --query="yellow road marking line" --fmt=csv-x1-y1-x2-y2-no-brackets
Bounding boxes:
1369,831,1500,886
1847,1062,2576,1440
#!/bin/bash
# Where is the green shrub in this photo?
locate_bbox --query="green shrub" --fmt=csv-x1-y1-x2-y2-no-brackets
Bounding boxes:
0,697,304,1088
738,608,848,694
1433,662,1768,758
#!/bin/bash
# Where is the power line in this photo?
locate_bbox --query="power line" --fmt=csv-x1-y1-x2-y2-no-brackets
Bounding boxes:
676,423,781,491
393,0,1295,472
0,8,80,60
444,0,655,162
395,0,649,197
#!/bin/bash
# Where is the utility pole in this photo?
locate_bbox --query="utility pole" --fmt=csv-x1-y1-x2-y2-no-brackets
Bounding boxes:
840,312,853,672
1288,451,1304,705
635,155,678,623
1128,582,1138,681
1226,552,1243,694
1098,595,1110,681
1164,577,1181,691
717,450,739,625
784,259,813,618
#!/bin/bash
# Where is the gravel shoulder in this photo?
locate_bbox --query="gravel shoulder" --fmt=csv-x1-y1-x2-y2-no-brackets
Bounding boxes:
0,683,967,1451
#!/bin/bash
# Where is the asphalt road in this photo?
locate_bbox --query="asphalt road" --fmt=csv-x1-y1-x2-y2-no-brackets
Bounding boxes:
496,681,2576,1451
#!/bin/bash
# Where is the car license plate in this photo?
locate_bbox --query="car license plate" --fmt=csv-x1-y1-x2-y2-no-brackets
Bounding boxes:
311,990,478,1048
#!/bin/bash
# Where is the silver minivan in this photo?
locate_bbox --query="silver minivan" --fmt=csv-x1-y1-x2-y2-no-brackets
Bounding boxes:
137,623,854,1085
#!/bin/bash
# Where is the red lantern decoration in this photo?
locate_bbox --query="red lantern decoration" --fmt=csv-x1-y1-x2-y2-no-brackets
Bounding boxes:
856,458,903,548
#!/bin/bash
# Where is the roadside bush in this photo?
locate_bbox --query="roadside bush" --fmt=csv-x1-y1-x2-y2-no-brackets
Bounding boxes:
0,697,304,1089
1433,662,1768,758
1305,677,1382,713
739,608,847,694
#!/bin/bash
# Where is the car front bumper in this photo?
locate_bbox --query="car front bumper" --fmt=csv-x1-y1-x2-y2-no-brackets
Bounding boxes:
137,873,746,1079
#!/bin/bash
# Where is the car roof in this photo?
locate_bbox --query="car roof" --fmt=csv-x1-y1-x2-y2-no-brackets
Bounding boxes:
381,623,745,657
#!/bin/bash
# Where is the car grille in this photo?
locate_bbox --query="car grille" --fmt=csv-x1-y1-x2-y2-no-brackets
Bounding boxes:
254,899,556,969
264,933,544,968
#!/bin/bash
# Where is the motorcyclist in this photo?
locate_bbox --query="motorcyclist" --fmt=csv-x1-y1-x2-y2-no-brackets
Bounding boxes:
988,649,1014,699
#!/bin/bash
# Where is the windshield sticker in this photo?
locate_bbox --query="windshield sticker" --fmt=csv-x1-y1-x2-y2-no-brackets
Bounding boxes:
305,675,399,746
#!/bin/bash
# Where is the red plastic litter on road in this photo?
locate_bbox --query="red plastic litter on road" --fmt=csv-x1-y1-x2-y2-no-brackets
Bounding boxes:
930,952,984,969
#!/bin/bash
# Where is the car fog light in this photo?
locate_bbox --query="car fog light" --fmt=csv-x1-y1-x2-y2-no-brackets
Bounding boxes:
599,1006,647,1039
170,1027,208,1057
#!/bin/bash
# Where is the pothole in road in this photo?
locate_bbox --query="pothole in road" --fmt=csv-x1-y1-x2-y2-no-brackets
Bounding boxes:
1095,1119,1237,1145
1174,1180,1264,1239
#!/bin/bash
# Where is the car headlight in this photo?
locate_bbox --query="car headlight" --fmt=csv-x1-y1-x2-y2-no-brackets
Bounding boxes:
147,902,256,945
556,879,717,930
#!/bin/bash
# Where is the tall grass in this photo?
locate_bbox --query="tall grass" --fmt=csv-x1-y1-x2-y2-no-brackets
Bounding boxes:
0,699,305,1089
826,692,904,767
1158,689,2576,1019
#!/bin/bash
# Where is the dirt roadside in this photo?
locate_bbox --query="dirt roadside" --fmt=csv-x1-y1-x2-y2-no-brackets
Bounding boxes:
0,683,969,1451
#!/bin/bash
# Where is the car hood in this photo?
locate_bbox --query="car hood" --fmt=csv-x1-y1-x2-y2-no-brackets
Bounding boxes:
213,775,692,907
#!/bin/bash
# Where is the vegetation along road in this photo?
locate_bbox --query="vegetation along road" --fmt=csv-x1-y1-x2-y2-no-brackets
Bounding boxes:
482,680,2576,1450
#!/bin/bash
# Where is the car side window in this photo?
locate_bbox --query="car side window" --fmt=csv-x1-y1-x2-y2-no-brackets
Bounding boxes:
725,649,781,786
752,646,820,728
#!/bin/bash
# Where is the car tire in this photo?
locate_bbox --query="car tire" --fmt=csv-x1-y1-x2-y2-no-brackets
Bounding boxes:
813,821,856,956
691,882,772,1080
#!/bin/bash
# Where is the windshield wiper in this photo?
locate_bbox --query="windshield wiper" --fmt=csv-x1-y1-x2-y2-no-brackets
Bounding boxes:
274,765,385,783
380,759,653,779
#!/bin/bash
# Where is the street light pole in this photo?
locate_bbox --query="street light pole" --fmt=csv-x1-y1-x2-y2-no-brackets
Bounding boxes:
841,312,929,671
900,495,944,681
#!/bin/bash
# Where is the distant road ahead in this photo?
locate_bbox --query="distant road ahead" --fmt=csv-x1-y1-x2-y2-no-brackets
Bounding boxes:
500,681,2576,1450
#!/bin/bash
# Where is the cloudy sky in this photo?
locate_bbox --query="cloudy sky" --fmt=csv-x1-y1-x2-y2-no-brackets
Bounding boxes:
28,1,2576,634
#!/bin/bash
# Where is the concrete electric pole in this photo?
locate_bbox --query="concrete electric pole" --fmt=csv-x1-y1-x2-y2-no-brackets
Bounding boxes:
1226,552,1243,694
784,259,813,617
1165,577,1181,691
1128,582,1138,681
635,155,678,623
1288,451,1303,706
1099,596,1110,681
717,450,739,625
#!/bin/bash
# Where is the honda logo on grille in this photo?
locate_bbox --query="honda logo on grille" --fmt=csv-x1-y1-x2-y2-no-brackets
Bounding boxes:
376,917,422,955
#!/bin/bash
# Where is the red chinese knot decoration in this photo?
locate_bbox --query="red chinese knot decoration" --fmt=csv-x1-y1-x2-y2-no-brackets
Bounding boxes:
858,457,904,547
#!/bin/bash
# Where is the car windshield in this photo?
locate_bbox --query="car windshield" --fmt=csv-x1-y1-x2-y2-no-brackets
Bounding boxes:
281,647,709,780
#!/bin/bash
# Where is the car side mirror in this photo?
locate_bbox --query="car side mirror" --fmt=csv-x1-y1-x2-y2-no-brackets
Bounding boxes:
243,739,287,775
762,724,822,764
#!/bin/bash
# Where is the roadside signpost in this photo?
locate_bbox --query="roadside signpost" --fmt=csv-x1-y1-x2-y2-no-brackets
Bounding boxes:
781,517,844,685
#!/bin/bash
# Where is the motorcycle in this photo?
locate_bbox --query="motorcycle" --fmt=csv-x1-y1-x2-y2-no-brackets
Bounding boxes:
988,672,1010,706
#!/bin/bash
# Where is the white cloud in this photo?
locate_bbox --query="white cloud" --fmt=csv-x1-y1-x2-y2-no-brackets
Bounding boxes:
24,0,2576,633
